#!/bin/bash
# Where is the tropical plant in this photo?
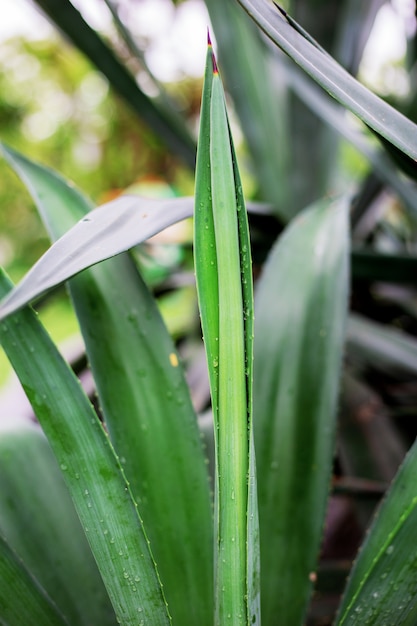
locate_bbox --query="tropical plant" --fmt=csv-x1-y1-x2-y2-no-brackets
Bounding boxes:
1,1,417,625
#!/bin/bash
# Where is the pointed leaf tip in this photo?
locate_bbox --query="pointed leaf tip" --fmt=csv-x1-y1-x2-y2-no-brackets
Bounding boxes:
207,30,219,74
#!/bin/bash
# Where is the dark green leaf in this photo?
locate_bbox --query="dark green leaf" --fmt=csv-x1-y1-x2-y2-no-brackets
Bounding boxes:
2,145,213,626
253,195,349,625
0,534,68,626
0,426,116,626
0,270,171,626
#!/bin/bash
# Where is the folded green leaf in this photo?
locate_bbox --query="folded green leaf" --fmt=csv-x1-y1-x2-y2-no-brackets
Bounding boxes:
253,195,349,625
194,41,260,626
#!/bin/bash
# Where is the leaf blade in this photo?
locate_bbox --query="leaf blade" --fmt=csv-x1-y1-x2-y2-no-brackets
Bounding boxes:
237,0,417,160
253,195,350,625
0,534,69,626
0,270,171,626
0,426,116,626
2,145,213,626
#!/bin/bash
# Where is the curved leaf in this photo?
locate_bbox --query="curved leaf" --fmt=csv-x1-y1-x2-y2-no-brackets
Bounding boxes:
0,270,171,626
2,145,213,625
253,195,350,625
0,143,270,321
236,0,417,161
287,69,417,218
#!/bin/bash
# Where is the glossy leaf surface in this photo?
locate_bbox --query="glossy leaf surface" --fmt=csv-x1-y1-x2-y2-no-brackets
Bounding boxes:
194,42,259,626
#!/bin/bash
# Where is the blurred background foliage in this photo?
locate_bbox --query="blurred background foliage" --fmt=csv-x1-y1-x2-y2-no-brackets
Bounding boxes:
0,31,199,282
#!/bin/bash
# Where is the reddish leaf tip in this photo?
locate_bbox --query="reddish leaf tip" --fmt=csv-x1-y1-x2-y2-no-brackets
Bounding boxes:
207,29,218,74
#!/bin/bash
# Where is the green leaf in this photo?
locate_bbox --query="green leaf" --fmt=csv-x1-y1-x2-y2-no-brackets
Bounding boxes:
237,0,417,161
0,426,116,626
205,0,291,219
0,172,192,319
194,42,259,626
336,435,417,624
253,195,350,625
0,270,171,626
1,145,213,626
0,534,68,626
32,0,196,167
0,144,270,322
347,313,417,377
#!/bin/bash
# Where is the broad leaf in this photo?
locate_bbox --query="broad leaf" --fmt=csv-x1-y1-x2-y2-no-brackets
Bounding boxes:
253,195,349,625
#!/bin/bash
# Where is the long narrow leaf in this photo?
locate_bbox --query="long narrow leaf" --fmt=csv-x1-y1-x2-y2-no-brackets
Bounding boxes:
0,270,171,626
205,0,291,219
1,145,213,625
286,69,417,218
194,41,259,626
253,195,349,625
237,0,417,161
